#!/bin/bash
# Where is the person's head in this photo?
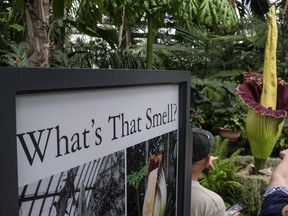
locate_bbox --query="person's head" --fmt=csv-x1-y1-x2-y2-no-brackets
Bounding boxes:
191,128,215,165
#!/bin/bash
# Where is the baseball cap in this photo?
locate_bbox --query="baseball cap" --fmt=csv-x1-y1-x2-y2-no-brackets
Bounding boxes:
191,128,215,163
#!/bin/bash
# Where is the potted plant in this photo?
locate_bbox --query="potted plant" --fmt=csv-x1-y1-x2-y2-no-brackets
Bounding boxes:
190,75,247,142
213,102,247,143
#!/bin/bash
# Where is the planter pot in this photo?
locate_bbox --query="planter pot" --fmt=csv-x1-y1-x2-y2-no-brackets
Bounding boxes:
218,128,241,143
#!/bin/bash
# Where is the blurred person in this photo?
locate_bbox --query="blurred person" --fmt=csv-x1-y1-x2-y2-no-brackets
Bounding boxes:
191,128,240,216
258,149,288,216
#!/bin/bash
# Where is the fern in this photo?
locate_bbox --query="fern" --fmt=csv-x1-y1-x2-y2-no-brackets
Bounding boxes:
212,135,229,159
199,135,243,205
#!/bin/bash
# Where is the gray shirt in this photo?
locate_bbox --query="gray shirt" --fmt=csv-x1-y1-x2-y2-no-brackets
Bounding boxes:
191,180,226,216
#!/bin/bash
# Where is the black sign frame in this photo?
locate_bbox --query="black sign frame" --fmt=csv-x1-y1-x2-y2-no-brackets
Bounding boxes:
0,68,191,215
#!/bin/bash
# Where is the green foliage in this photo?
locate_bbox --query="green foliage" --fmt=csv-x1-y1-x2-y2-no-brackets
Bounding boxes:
213,101,247,132
171,0,238,32
190,108,206,129
67,38,146,68
48,37,146,69
271,119,288,156
0,2,25,59
68,21,118,49
49,49,79,68
0,41,26,67
198,0,238,32
143,0,170,15
153,21,266,77
174,24,265,76
233,156,278,215
277,124,288,149
190,73,247,136
53,0,65,19
127,165,147,189
127,164,148,216
0,7,24,32
15,0,25,15
199,135,243,205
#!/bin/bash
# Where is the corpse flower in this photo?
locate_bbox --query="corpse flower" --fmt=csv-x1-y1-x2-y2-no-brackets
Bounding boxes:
237,72,288,169
237,5,288,170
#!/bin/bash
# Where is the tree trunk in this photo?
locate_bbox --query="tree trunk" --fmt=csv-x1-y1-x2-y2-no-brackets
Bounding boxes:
25,0,50,67
146,13,154,70
118,7,131,50
118,7,125,49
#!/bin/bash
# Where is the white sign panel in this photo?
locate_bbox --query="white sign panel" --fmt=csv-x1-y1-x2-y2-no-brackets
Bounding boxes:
16,85,179,187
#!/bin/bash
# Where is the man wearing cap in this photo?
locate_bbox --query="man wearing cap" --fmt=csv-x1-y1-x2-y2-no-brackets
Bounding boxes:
191,128,240,216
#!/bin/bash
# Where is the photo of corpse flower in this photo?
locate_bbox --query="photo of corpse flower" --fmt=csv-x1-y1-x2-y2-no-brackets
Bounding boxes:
142,154,166,216
127,130,177,216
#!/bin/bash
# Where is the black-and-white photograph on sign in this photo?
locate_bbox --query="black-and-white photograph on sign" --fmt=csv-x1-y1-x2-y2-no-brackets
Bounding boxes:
19,150,126,216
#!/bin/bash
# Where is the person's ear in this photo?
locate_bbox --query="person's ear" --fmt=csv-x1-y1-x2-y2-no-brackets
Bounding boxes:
203,157,209,166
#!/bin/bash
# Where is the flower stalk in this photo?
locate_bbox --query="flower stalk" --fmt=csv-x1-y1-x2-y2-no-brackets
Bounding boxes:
260,5,277,110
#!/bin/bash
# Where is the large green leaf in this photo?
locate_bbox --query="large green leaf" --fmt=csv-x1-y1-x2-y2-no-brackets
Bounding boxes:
53,0,65,19
15,0,25,15
9,24,24,32
66,0,73,8
198,0,215,27
214,0,238,30
197,0,237,30
67,20,118,48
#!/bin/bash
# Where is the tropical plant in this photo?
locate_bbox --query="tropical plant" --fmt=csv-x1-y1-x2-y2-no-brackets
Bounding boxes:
1,41,26,67
49,48,79,68
2,0,286,71
10,0,241,69
190,108,206,129
199,135,243,205
172,0,238,33
0,1,25,66
127,165,148,216
190,73,247,133
152,18,267,75
121,0,239,69
213,101,247,132
67,0,118,49
237,5,288,170
0,4,24,41
61,37,146,69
